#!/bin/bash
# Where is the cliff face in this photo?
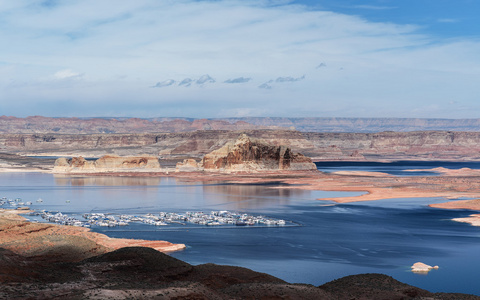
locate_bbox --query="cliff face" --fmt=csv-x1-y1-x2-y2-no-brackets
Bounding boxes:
222,117,480,132
53,155,161,173
3,130,480,162
5,116,480,133
202,134,317,171
0,116,276,134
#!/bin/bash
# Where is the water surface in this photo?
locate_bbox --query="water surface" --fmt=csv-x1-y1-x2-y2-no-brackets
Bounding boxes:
1,166,479,295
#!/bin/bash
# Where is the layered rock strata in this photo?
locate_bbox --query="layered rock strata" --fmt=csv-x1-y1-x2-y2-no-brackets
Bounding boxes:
4,130,480,162
5,116,480,133
0,116,275,134
175,158,201,172
202,134,317,171
53,155,161,173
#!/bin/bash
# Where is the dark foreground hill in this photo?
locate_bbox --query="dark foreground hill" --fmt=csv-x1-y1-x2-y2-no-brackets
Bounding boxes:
1,246,478,300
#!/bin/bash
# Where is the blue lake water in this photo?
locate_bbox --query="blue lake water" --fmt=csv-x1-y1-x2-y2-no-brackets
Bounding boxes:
1,161,480,295
315,160,480,176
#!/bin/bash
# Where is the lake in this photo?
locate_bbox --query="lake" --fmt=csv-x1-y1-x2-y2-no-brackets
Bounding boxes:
1,161,480,295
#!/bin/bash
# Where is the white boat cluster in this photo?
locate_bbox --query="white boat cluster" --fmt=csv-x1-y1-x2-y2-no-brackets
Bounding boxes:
0,197,32,207
81,210,289,227
30,210,289,228
36,211,88,227
2,196,291,228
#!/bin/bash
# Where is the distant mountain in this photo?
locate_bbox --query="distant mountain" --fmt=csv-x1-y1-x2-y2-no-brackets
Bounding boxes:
2,116,480,134
0,116,278,134
218,117,480,132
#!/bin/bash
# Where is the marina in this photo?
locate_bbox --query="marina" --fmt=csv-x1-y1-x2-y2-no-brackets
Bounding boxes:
30,209,293,228
2,197,293,228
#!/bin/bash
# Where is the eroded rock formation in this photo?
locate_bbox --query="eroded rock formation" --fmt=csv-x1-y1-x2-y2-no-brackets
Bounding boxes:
175,158,201,172
202,134,317,171
53,155,161,173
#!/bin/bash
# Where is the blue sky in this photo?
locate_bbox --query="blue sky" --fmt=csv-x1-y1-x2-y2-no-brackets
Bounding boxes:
1,0,479,118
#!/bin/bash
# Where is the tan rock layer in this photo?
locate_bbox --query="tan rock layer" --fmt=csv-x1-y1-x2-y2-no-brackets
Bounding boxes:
53,155,161,173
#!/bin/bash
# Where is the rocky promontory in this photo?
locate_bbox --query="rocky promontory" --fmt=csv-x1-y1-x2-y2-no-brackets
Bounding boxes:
202,134,317,172
0,209,185,262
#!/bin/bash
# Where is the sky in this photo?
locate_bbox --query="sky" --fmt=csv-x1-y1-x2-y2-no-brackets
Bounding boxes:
1,0,480,119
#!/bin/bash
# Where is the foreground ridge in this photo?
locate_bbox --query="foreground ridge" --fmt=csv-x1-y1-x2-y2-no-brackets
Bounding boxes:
1,246,478,299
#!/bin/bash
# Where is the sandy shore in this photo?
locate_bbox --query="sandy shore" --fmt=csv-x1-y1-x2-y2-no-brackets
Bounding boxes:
0,209,185,261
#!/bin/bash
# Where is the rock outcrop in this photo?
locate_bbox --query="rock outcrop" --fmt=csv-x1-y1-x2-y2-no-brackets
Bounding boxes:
411,262,439,273
175,158,201,172
202,134,317,171
53,155,161,173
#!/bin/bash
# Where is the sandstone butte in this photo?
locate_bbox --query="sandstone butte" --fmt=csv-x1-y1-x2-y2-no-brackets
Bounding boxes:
201,134,317,172
53,155,162,173
53,134,317,173
0,209,185,262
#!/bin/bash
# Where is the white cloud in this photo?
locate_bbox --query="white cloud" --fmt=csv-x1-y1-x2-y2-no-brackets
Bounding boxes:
258,83,272,89
0,1,479,118
53,69,83,80
275,75,305,83
437,18,459,23
352,5,397,10
153,79,175,88
179,78,193,87
224,77,252,84
196,74,215,85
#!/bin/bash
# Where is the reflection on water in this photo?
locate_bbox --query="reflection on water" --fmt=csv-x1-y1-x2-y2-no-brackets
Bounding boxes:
54,175,164,186
202,183,308,211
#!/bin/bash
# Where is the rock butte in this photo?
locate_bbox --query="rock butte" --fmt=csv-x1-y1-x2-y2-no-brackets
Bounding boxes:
53,155,162,173
201,134,317,172
52,134,317,173
411,262,439,273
